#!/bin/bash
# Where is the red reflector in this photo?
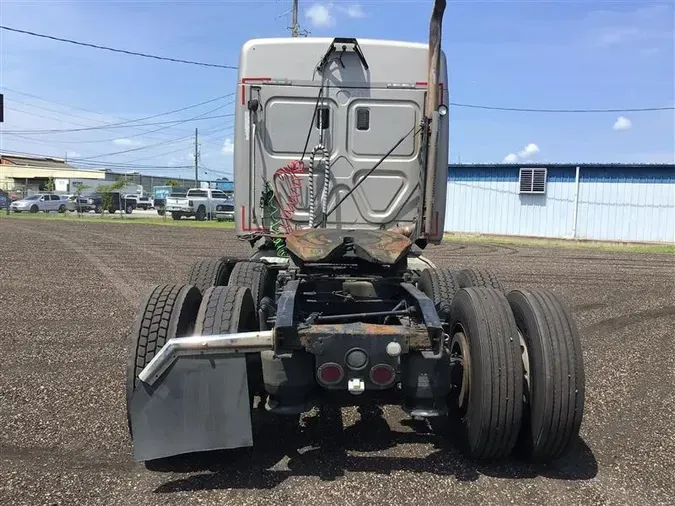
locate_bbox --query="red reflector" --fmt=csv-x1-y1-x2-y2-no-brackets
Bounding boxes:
370,364,395,386
318,363,344,384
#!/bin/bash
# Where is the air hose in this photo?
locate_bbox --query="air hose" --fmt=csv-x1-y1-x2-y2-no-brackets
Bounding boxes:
307,144,329,228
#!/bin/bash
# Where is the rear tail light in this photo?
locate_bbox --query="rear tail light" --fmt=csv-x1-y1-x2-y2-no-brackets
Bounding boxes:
317,362,344,385
370,364,395,386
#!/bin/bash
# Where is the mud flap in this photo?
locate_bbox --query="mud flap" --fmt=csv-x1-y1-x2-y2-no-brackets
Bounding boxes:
129,355,253,462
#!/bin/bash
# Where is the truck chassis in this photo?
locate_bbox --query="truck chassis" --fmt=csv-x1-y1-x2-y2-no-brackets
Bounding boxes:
126,228,585,465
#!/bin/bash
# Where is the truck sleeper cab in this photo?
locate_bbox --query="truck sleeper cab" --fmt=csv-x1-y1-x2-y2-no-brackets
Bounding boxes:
233,37,449,244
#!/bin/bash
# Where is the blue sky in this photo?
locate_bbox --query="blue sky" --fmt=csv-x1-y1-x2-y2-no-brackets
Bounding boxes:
1,0,673,180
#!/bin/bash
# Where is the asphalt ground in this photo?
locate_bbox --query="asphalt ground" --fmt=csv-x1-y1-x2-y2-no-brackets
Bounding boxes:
1,220,673,506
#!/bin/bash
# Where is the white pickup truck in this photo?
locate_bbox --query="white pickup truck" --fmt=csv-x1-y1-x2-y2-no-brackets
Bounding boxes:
165,188,232,221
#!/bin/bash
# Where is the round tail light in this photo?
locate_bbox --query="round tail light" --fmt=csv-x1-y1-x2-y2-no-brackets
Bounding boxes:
370,364,395,386
317,363,344,385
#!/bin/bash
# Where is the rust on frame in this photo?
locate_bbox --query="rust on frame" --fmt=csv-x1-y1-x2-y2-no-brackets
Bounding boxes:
286,228,413,265
298,322,430,349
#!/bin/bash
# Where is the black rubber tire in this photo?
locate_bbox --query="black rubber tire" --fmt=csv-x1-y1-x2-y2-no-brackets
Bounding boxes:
449,287,523,460
125,205,133,214
171,212,181,221
95,205,103,214
228,261,273,310
125,284,202,437
195,205,206,221
58,204,66,213
507,289,585,462
417,267,461,322
457,268,505,293
187,258,236,294
157,209,165,216
194,285,263,403
30,205,39,213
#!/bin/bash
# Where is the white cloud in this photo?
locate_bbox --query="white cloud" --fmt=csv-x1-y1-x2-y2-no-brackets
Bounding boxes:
338,4,366,19
518,143,540,158
221,138,234,155
503,143,540,163
66,151,82,159
305,3,365,28
613,116,632,131
112,138,143,146
306,4,334,28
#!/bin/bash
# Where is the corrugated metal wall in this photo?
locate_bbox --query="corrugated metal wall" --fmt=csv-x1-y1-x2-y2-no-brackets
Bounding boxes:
445,165,675,243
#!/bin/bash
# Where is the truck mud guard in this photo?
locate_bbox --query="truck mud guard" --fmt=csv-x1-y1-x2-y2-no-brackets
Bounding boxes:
128,331,274,462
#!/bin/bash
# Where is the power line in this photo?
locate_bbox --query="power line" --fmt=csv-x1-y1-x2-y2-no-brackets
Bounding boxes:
449,102,675,113
1,93,233,134
2,113,234,134
1,87,230,139
0,25,238,69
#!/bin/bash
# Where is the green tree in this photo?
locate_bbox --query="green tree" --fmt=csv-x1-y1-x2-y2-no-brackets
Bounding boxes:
165,179,180,188
74,182,89,216
98,177,129,216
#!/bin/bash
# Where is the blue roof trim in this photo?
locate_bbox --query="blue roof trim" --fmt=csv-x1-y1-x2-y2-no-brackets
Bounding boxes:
448,163,675,170
447,165,675,183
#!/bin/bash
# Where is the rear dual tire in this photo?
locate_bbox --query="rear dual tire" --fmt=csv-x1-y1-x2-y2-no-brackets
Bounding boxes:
419,267,584,462
449,287,523,460
125,284,203,439
507,289,585,462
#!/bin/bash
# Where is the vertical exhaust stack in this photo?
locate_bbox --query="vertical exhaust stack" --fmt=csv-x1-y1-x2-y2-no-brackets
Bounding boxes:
422,0,447,237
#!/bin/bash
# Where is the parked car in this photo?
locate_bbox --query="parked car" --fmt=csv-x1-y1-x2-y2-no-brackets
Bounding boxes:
152,186,187,216
65,195,92,212
10,193,68,213
85,192,136,214
124,194,154,210
215,199,235,221
165,188,231,221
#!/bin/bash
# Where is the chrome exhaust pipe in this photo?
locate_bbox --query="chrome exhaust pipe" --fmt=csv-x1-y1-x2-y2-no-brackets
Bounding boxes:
138,330,275,385
422,0,447,236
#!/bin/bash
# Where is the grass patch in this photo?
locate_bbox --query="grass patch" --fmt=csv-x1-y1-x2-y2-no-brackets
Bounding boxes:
0,212,235,228
443,232,675,254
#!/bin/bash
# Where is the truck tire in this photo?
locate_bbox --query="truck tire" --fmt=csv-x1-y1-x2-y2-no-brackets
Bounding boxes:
194,285,264,405
125,284,202,438
195,205,207,221
171,212,182,220
417,267,460,322
448,287,523,460
506,289,585,462
58,204,66,213
228,261,273,311
457,268,505,293
157,209,165,216
186,257,236,294
125,204,133,214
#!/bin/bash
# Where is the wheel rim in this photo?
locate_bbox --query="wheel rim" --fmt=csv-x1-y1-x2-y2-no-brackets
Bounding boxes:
518,329,531,404
450,327,471,414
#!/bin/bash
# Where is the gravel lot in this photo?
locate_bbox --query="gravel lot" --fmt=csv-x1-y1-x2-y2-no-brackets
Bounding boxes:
1,220,674,506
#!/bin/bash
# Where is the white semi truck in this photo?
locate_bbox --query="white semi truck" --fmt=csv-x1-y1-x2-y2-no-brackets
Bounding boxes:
125,0,586,471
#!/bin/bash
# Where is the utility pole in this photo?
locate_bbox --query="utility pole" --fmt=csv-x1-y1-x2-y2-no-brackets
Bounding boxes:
291,0,299,37
288,0,307,37
194,128,199,187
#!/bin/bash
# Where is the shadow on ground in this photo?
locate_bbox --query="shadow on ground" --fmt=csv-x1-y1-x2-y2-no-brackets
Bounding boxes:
151,407,598,493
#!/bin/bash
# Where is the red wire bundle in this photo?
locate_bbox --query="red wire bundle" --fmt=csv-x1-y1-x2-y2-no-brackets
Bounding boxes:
273,160,305,233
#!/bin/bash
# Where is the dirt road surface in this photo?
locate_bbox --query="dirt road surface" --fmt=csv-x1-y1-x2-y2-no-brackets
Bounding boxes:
1,220,673,506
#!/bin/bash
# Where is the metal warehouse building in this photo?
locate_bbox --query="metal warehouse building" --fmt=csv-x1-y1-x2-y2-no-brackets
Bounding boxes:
444,163,675,243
